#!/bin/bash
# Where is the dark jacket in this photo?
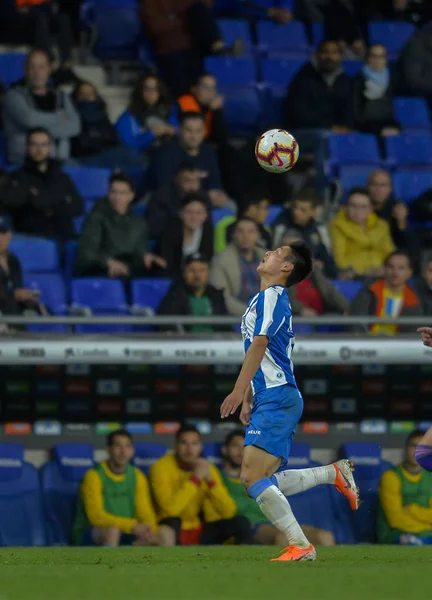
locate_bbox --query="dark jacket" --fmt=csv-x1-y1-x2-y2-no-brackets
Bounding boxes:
0,252,23,315
349,279,424,333
396,28,432,96
149,137,222,190
146,182,184,239
74,197,148,276
375,203,421,273
157,217,214,278
71,100,120,158
273,211,338,279
352,73,399,135
283,61,353,130
413,277,432,315
289,268,349,315
1,159,83,241
158,279,229,332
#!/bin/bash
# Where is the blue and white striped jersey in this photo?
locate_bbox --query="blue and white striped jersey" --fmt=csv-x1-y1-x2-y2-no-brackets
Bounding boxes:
241,285,296,395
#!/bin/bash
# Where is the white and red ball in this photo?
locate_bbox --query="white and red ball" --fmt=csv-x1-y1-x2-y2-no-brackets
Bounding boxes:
255,129,299,173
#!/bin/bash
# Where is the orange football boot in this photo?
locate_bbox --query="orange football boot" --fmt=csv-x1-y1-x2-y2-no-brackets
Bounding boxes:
271,543,316,562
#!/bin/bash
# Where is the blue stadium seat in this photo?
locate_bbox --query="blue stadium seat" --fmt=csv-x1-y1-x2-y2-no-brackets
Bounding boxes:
9,237,60,273
93,3,142,60
211,207,235,226
287,441,312,465
368,21,415,58
63,167,110,200
23,273,68,334
342,442,392,543
327,134,381,175
0,52,26,87
202,442,223,467
331,280,363,301
131,278,172,313
257,21,309,57
224,87,262,135
393,171,432,203
133,443,167,475
261,58,305,88
266,205,282,225
41,443,94,546
64,240,78,282
71,278,130,333
339,165,375,200
385,134,432,168
343,60,362,77
74,215,86,234
205,57,257,88
0,443,46,546
217,19,253,55
393,98,431,132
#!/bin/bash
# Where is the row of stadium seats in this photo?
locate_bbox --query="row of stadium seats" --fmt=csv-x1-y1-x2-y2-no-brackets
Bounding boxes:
0,441,392,547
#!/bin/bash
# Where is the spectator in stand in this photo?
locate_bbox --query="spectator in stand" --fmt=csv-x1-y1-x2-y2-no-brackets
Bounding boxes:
210,217,265,316
273,189,338,279
115,74,178,158
1,128,83,242
221,430,335,546
413,256,432,314
349,250,423,334
0,82,4,130
177,73,229,145
149,112,231,208
158,253,229,332
156,192,213,278
0,214,44,322
377,429,432,545
214,191,271,254
140,0,243,96
149,425,253,546
281,234,348,317
147,163,202,239
378,0,432,26
71,82,143,169
368,170,420,271
72,429,174,547
3,48,80,165
74,173,166,278
396,25,432,106
330,187,395,279
352,45,400,137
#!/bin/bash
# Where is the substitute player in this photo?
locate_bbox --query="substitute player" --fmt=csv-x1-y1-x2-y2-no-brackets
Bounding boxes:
416,327,432,471
220,241,359,562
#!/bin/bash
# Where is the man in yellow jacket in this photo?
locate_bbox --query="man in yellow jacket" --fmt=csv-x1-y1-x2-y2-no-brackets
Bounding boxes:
377,429,432,545
72,429,173,546
150,425,253,545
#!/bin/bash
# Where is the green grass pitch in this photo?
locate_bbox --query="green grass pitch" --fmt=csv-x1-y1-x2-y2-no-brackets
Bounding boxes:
0,546,431,600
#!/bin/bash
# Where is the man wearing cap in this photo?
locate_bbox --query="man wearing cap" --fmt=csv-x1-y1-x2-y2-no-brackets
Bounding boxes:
157,252,229,332
0,215,42,318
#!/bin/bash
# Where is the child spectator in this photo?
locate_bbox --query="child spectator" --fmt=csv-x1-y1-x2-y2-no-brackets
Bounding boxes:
116,74,178,156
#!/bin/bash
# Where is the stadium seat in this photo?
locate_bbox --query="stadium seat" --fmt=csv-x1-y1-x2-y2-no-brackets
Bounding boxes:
327,134,381,175
205,57,257,88
342,442,392,543
261,58,305,88
74,215,86,235
93,3,142,60
211,207,235,226
393,98,431,132
257,21,309,57
217,19,253,55
331,280,363,301
266,205,283,225
63,167,110,200
133,443,167,474
0,52,26,87
41,443,95,546
0,443,46,546
339,165,375,200
202,442,223,467
131,278,172,313
64,240,78,282
385,134,432,168
342,60,362,78
224,87,262,135
287,442,312,466
23,273,68,333
368,21,415,58
393,171,432,203
9,237,60,273
71,278,131,333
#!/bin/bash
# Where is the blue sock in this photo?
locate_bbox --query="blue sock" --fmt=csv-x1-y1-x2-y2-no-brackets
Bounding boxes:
248,477,273,500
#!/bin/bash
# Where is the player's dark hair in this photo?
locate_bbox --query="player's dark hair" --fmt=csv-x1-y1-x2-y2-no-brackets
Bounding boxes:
181,191,209,209
27,127,52,142
294,187,319,208
347,187,371,203
285,240,313,287
224,429,245,446
107,428,132,447
179,111,205,126
175,425,201,442
384,250,412,269
109,172,135,191
406,429,425,445
176,162,200,175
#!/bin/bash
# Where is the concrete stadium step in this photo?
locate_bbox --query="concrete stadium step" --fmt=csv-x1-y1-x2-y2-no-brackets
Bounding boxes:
73,64,107,89
101,85,132,122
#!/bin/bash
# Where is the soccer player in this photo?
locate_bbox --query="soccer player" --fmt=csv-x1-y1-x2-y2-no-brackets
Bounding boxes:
416,327,432,471
220,242,359,562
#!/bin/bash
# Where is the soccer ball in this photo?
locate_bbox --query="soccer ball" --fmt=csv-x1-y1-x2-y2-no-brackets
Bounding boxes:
255,129,299,173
